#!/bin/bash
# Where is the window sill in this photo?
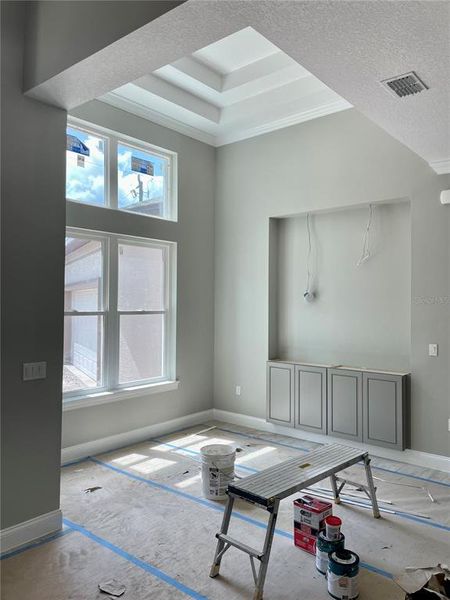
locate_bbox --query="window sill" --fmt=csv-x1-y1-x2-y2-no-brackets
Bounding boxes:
66,199,178,223
63,380,179,411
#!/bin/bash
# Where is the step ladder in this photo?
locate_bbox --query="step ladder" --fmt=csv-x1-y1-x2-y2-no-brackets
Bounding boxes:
209,443,380,600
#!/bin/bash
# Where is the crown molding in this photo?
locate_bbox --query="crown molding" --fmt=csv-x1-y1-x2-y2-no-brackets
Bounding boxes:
216,99,352,146
100,92,217,146
101,92,351,148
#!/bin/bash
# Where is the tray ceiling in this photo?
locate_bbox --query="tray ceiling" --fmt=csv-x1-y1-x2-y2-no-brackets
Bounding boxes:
100,27,352,146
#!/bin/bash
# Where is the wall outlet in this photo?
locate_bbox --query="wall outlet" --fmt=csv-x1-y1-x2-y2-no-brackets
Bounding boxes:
428,343,438,357
235,385,241,396
23,361,47,381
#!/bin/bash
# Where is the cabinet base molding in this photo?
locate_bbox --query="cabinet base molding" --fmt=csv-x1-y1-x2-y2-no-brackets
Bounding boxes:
212,409,450,473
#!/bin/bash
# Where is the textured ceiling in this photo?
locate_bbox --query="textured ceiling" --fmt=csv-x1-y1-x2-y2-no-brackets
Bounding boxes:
28,0,450,172
100,27,351,146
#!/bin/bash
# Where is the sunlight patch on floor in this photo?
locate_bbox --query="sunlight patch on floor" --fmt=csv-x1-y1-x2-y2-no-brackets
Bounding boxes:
180,437,235,452
150,433,208,451
130,457,176,474
112,453,148,466
175,472,202,488
236,446,276,463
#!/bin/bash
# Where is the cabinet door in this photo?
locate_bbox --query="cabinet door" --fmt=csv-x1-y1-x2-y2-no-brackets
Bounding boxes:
294,365,327,434
266,362,294,427
363,373,405,450
327,369,363,442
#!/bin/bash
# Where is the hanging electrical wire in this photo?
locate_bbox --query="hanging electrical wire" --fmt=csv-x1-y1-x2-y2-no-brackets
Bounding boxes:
356,204,374,267
303,212,315,302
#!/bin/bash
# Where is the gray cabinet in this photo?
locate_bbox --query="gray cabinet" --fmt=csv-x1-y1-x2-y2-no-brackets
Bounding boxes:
266,362,294,427
266,361,408,451
327,369,363,442
294,365,327,434
363,372,405,450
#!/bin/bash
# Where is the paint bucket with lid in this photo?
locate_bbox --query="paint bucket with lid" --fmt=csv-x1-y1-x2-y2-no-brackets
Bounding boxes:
315,530,345,575
200,444,236,500
327,549,360,600
325,516,342,541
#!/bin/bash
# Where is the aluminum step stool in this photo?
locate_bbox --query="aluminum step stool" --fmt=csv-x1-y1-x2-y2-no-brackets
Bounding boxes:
209,443,380,600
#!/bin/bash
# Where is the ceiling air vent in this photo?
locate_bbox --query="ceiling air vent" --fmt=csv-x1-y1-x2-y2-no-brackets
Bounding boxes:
381,71,428,98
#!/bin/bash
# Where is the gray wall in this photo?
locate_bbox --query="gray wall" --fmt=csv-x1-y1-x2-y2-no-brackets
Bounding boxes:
214,109,450,457
24,1,184,91
275,202,411,372
62,100,215,449
1,2,67,529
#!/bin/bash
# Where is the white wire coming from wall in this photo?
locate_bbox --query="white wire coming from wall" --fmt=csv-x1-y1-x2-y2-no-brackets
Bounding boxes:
306,212,313,292
357,204,374,267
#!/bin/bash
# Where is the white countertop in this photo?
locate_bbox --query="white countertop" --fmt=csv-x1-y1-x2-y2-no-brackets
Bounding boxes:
268,359,409,377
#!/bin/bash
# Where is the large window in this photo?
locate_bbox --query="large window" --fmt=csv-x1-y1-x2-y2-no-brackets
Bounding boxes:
66,121,177,220
64,229,176,398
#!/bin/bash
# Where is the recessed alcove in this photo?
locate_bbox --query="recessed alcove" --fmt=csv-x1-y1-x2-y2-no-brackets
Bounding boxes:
269,201,411,373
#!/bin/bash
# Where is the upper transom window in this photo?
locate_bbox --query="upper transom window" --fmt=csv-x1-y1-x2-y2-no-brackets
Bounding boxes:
66,121,177,221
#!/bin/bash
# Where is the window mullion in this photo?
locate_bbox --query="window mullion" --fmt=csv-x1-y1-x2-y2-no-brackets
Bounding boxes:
106,237,119,390
109,137,118,210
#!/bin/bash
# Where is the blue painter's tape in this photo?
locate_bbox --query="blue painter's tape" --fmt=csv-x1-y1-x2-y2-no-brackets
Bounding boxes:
152,439,259,474
155,444,450,531
61,423,217,470
359,561,393,579
393,511,450,532
63,432,449,533
90,457,394,578
63,518,208,599
148,440,450,531
62,422,449,489
91,457,227,512
0,528,73,560
216,427,312,453
61,457,91,468
371,465,450,489
90,458,290,538
216,428,450,489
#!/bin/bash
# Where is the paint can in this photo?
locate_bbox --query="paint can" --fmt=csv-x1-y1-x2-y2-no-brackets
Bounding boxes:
200,444,236,500
315,530,345,575
327,549,360,600
325,515,342,541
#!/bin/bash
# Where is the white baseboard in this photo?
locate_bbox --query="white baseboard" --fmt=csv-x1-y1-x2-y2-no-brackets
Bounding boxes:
0,509,62,555
61,409,215,465
61,404,449,472
213,409,450,473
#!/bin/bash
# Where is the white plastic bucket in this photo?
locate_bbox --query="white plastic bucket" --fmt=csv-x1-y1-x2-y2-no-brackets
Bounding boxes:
200,444,236,500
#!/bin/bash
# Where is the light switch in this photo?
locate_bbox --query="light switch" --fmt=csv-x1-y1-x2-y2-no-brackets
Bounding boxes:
235,385,241,396
428,344,438,357
23,361,47,381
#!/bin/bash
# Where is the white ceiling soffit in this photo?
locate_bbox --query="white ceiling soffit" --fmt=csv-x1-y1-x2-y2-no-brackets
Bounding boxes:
100,27,352,147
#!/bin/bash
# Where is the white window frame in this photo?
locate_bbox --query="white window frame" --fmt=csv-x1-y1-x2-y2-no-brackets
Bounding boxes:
66,118,178,222
64,227,177,405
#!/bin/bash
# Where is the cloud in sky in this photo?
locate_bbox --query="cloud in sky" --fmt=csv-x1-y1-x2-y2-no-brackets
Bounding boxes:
66,127,166,208
117,146,164,208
